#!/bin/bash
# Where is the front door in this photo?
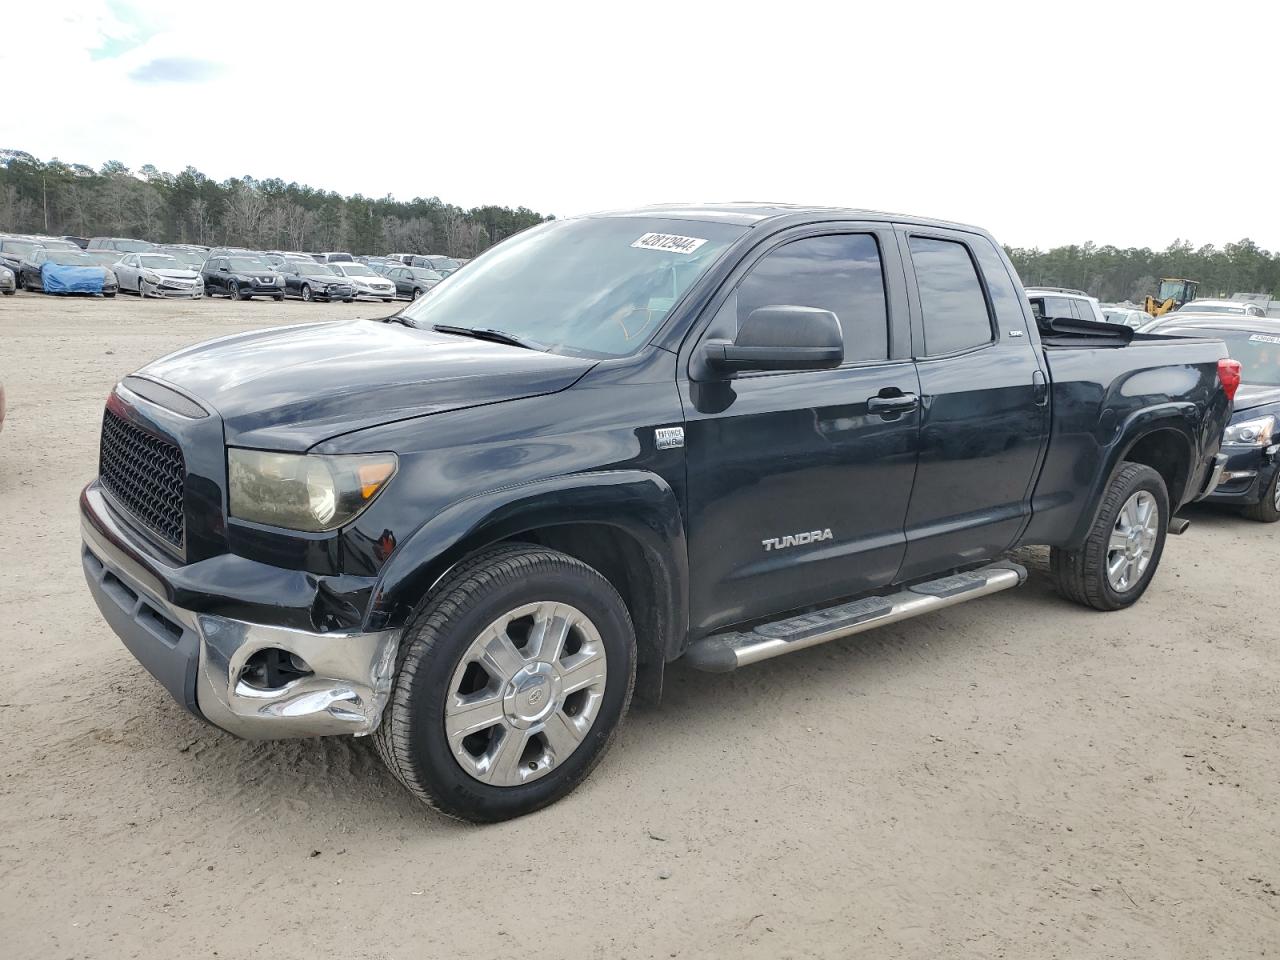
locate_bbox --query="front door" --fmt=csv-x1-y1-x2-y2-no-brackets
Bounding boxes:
680,227,920,637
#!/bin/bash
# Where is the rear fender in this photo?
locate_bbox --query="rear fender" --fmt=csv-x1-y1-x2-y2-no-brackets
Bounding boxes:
1069,405,1198,545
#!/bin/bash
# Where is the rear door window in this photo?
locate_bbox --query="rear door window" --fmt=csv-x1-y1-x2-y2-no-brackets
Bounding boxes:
908,237,995,355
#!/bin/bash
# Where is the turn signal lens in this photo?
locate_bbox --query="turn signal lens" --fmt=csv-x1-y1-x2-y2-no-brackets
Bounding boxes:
358,461,396,500
1217,358,1242,402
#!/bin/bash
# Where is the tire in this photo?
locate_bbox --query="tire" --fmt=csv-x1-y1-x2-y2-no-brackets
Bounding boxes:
1051,462,1169,611
228,281,241,300
374,544,636,823
1242,469,1280,523
411,287,423,300
104,291,116,298
301,284,312,302
274,294,284,302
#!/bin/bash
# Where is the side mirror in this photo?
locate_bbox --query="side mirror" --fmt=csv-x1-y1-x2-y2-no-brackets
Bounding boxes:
703,305,844,373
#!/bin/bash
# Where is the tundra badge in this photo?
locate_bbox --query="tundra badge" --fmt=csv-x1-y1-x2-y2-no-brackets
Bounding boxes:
762,529,834,552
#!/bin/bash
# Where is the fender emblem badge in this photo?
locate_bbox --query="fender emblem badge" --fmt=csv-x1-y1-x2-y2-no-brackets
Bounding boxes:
655,427,685,450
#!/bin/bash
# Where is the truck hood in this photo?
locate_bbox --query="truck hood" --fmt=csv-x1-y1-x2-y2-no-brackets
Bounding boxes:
1233,384,1280,413
137,319,595,449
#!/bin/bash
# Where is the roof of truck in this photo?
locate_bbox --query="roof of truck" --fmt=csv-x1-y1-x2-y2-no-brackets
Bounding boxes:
581,202,986,232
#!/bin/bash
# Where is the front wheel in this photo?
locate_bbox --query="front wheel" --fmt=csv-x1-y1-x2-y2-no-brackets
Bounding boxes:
228,281,241,300
411,287,423,300
374,544,636,823
1051,462,1169,611
300,284,312,302
1242,469,1280,523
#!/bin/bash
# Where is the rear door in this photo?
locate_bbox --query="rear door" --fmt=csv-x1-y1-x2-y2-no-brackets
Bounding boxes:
680,224,921,636
895,228,1047,579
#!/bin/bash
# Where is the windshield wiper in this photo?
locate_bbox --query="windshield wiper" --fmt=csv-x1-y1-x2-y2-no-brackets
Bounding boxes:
383,312,416,327
432,324,545,351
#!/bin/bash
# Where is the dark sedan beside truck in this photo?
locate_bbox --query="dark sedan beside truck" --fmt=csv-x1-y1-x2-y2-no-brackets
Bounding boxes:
1144,315,1280,521
80,204,1235,823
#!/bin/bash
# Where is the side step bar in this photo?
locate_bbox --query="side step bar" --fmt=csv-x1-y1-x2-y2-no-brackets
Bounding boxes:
684,561,1028,673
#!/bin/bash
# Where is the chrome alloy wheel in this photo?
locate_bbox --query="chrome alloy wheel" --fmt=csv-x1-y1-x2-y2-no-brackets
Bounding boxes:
444,601,608,787
1107,490,1160,592
1274,474,1280,511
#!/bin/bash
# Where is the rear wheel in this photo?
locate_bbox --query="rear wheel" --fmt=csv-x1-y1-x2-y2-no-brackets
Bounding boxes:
1242,469,1280,523
1051,462,1169,611
374,544,636,822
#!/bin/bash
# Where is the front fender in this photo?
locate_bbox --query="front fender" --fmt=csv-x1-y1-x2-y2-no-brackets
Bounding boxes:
365,470,689,657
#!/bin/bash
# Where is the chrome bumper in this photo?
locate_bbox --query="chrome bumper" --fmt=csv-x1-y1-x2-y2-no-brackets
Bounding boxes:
1196,453,1229,500
82,514,400,740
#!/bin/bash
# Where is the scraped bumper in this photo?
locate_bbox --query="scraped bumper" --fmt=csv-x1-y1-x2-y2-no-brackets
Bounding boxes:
80,491,400,739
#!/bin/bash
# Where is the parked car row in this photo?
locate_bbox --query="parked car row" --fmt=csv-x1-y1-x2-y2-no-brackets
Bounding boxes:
0,233,464,302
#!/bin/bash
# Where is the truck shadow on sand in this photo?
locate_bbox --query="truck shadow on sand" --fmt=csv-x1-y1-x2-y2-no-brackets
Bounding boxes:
125,564,1065,829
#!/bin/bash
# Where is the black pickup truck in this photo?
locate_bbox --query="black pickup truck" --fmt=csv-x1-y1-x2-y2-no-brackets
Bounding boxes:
81,205,1236,822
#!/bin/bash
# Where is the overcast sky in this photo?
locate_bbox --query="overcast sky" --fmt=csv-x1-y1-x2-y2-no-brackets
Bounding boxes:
5,0,1276,250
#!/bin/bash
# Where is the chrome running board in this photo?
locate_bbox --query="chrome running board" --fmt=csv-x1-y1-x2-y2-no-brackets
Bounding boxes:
684,561,1027,672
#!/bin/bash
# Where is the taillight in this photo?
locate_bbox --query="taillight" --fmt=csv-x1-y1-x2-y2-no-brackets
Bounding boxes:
1217,358,1241,402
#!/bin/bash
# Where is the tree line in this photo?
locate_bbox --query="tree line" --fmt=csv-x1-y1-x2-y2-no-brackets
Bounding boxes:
4,147,1279,298
0,148,549,257
1006,238,1280,304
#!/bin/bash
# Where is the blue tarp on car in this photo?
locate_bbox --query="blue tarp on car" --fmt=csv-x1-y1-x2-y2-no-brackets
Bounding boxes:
42,263,104,294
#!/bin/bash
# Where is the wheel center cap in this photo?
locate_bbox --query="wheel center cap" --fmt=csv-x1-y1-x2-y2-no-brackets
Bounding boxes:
503,662,560,728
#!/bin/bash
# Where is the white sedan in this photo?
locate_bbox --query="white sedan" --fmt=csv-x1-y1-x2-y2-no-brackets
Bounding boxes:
329,263,397,301
113,252,204,299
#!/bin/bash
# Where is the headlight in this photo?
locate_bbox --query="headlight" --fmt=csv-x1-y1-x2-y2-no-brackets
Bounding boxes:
142,271,159,283
228,449,398,531
1223,415,1276,446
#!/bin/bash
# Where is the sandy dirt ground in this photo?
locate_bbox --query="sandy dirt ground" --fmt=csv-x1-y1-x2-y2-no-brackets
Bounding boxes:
0,292,1277,960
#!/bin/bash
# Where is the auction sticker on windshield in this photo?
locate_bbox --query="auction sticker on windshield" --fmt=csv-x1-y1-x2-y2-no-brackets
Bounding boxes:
631,233,708,255
1249,334,1280,345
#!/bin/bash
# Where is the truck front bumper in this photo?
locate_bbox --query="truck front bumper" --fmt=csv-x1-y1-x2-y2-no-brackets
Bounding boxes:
80,487,400,740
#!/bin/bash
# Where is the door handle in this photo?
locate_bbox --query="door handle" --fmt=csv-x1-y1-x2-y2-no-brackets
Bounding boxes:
1032,370,1048,406
867,393,920,415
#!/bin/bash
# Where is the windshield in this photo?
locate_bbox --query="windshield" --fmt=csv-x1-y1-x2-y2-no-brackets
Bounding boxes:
1213,331,1280,386
399,217,745,357
228,257,270,271
425,257,461,270
296,263,334,276
111,239,154,252
2,240,38,256
1158,280,1190,300
140,255,180,269
335,264,377,277
1180,303,1244,315
409,268,443,280
162,249,205,267
46,251,94,266
82,251,122,266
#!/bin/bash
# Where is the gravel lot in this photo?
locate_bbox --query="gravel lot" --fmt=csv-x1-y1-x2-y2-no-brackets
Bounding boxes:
1,293,1277,959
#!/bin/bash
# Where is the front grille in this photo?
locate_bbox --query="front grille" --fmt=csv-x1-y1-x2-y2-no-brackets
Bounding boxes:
99,409,186,550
